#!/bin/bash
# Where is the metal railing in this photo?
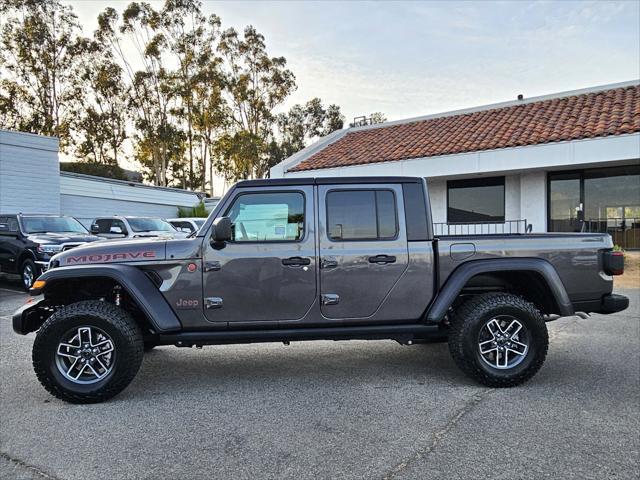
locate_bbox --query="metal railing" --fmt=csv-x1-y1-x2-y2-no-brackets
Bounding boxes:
433,219,530,236
583,217,639,249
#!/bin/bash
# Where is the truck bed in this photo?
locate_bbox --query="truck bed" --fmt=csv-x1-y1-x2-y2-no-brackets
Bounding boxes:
436,232,613,306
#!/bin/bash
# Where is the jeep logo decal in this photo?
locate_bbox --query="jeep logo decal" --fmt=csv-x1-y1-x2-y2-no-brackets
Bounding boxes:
176,298,199,309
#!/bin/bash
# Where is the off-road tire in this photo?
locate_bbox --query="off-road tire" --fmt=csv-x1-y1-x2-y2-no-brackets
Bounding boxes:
448,293,548,387
32,300,144,404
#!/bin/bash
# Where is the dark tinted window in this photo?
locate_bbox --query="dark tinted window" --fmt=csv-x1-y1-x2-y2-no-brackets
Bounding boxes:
95,219,113,234
326,189,397,241
376,191,397,238
447,177,505,222
402,183,430,241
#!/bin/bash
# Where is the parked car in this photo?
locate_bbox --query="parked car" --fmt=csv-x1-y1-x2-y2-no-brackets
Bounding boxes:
0,214,100,290
167,217,206,234
89,216,188,239
14,176,628,403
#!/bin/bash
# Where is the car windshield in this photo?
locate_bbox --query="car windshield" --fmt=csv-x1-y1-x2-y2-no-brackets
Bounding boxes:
21,216,88,234
127,218,176,233
194,219,205,227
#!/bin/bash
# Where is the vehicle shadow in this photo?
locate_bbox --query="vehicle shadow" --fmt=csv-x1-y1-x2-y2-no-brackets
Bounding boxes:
129,341,469,399
0,273,26,292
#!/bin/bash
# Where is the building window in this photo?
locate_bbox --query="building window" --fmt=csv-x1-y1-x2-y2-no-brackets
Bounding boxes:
447,177,505,223
326,190,398,241
548,165,640,248
225,192,305,242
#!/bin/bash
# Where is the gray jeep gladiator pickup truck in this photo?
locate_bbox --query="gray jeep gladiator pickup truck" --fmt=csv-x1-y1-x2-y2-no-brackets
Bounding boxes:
13,176,628,403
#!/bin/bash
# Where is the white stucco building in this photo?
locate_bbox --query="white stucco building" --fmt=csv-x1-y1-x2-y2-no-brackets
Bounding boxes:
271,81,640,248
0,129,212,225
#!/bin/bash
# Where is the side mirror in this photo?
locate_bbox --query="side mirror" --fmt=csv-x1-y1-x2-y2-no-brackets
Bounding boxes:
212,217,232,243
90,224,100,234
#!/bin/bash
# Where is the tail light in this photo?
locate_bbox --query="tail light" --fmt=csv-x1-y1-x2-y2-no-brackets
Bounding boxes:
603,251,624,276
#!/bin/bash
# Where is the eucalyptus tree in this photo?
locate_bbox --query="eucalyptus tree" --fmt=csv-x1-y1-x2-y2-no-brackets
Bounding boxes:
216,25,297,181
0,0,86,151
274,98,345,163
71,38,129,166
96,3,178,186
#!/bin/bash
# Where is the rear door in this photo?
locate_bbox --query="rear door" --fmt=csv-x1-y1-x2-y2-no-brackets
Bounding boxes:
318,183,409,319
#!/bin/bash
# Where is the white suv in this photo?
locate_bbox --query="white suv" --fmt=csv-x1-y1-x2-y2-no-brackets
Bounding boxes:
90,216,187,239
167,217,206,234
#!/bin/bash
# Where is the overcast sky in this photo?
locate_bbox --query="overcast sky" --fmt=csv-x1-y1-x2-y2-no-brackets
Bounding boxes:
64,0,639,124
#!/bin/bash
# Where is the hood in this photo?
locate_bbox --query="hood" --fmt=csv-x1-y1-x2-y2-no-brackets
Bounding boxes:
51,237,167,267
129,230,188,239
27,232,100,244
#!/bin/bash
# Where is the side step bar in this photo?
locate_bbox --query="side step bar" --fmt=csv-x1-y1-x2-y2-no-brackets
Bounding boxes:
158,324,442,347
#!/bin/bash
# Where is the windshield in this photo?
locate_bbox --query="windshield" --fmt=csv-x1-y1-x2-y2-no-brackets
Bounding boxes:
127,218,176,233
21,216,88,234
194,219,205,227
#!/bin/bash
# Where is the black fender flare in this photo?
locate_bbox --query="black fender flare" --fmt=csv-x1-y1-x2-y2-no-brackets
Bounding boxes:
32,264,182,333
425,258,574,322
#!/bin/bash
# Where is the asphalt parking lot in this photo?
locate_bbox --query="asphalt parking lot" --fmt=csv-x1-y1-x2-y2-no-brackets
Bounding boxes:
0,276,638,480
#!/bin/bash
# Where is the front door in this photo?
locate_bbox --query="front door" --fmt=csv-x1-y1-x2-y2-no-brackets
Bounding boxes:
203,186,317,323
318,184,409,319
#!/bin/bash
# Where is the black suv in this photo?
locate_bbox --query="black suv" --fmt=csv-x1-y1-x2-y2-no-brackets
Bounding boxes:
0,214,100,290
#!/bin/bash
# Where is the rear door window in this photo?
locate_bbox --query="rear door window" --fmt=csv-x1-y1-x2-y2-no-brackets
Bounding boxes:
326,190,398,241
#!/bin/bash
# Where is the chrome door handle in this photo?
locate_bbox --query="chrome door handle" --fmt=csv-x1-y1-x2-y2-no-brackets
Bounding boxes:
321,257,338,269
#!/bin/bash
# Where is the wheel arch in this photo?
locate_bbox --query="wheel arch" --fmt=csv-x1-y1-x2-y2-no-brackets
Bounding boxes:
17,249,37,267
29,265,182,334
426,258,573,323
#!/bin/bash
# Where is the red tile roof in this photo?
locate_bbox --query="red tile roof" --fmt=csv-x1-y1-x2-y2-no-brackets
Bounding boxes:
290,84,640,172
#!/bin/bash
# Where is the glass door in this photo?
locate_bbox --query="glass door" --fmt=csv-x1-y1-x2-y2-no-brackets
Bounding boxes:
548,173,582,232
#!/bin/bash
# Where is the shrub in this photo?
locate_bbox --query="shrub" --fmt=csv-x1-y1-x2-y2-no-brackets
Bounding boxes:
177,201,209,218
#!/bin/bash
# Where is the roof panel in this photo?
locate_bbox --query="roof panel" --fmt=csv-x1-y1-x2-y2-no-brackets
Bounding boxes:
290,84,640,172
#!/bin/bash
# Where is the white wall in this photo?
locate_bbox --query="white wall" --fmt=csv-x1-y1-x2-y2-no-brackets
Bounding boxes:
0,130,60,214
520,171,547,232
59,173,203,226
427,178,447,223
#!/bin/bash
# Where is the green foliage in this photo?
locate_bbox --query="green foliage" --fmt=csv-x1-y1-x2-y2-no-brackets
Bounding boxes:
0,0,85,151
1,0,345,191
59,162,127,180
613,244,626,256
177,201,209,218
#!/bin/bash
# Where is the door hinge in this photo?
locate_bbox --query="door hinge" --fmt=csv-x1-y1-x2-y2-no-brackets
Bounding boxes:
205,297,223,309
321,294,340,305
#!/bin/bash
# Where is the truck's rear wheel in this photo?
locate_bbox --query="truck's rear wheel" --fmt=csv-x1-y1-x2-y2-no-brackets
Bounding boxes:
32,301,143,403
448,293,548,387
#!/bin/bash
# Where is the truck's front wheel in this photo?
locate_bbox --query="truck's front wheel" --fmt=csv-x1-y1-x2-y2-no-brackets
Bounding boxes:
448,293,548,387
32,301,144,403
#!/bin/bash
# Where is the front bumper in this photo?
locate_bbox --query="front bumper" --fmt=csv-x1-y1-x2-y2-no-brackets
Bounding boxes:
12,297,47,335
599,293,629,314
35,260,49,272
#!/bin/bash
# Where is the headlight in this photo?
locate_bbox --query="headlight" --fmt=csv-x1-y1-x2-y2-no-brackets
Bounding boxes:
37,244,63,254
